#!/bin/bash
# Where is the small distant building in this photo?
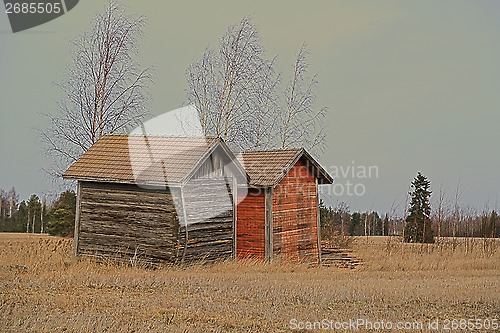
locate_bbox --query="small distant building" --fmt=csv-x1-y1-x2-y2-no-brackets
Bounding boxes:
236,149,333,263
63,135,246,265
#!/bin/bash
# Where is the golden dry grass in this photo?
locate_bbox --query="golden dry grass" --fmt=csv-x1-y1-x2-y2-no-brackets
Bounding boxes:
0,233,499,332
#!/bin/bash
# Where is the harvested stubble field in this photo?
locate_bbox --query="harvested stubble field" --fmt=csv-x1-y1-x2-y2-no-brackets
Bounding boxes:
0,233,499,332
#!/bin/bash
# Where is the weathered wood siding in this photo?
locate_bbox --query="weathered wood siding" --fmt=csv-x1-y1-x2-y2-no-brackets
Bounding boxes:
177,178,234,262
78,182,180,264
272,159,319,262
191,146,241,181
236,188,266,259
77,179,235,264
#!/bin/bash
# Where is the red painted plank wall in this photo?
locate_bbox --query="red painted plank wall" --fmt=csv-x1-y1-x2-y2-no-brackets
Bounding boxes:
236,188,266,259
272,158,319,262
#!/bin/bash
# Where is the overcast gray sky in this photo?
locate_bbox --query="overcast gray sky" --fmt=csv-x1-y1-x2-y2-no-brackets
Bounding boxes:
1,1,499,214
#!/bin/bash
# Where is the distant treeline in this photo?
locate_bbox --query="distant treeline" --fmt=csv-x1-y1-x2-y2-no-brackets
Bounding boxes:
0,187,76,236
2,186,498,240
320,200,499,239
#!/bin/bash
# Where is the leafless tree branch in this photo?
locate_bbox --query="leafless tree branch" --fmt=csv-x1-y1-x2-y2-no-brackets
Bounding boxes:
42,2,152,179
186,17,326,154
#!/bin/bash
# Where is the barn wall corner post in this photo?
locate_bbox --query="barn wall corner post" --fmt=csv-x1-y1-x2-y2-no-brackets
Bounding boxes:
316,178,322,265
179,185,189,264
264,187,273,263
232,177,238,260
73,181,82,257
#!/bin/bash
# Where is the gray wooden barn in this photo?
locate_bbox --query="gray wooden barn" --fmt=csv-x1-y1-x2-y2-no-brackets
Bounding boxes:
63,135,247,264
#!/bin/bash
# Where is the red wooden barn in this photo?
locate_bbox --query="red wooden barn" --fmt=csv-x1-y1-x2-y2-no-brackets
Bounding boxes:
236,149,333,263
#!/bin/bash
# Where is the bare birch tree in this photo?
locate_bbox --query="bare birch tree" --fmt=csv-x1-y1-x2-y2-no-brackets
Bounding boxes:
279,45,326,154
186,17,279,150
436,184,446,241
42,2,151,176
186,17,326,155
453,180,461,239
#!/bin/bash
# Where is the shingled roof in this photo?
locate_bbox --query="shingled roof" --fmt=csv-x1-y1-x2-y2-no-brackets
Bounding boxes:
64,135,332,187
236,149,333,187
63,135,237,185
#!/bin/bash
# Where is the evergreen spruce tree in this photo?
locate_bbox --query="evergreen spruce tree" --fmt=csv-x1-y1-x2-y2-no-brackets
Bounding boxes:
319,199,333,229
404,172,434,243
46,191,76,237
349,212,362,236
383,214,390,236
489,210,498,238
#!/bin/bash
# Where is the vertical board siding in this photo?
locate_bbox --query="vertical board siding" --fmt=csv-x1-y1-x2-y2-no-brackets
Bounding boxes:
190,147,228,179
177,178,234,262
272,159,319,262
236,188,266,259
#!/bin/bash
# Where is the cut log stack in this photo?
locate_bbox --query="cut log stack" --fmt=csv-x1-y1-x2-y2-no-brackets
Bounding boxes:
320,241,362,268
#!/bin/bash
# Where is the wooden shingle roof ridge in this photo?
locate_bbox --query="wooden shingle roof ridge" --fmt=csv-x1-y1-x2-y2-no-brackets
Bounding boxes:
236,147,333,187
298,148,334,185
63,134,246,186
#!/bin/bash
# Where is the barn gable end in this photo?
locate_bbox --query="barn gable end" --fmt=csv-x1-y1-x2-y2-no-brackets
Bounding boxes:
272,158,320,262
236,149,333,263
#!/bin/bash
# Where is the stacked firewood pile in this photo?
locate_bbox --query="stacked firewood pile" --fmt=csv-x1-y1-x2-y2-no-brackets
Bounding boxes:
320,241,362,268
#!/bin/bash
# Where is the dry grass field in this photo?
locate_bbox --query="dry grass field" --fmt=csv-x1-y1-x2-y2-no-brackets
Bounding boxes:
0,233,499,332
